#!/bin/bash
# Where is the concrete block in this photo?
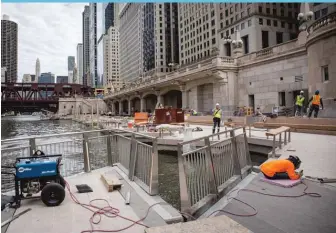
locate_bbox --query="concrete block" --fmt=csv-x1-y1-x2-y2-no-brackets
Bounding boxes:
145,215,253,233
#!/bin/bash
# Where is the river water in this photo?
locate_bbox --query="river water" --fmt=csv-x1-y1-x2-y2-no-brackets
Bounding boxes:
1,116,181,209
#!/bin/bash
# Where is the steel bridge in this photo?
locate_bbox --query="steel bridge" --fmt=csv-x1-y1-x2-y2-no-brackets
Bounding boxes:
1,82,94,113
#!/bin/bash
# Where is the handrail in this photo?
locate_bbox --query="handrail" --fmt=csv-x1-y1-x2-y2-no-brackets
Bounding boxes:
308,12,336,34
178,126,244,146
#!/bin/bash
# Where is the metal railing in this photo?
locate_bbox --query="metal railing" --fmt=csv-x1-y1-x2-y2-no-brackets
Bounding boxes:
1,129,159,195
177,127,252,217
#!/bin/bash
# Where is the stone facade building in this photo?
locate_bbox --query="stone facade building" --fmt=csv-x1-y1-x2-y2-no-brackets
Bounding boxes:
105,4,336,117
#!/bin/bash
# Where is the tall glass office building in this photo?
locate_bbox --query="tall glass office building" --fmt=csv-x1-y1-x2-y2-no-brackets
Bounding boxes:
96,3,104,88
89,3,97,88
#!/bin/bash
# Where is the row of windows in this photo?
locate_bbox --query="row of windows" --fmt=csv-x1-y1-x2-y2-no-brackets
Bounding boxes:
181,38,215,58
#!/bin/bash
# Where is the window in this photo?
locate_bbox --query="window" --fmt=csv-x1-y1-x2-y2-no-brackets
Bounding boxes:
241,12,244,18
242,35,249,54
276,32,283,44
220,12,223,20
212,28,215,35
259,6,263,13
281,21,285,28
231,28,234,34
273,9,277,15
274,20,278,27
212,38,216,44
290,33,297,40
247,8,250,15
248,20,252,27
322,8,328,16
279,92,286,107
259,18,263,25
267,19,271,26
288,23,293,30
322,65,329,82
241,22,245,30
266,8,270,14
262,31,269,48
315,11,320,20
281,10,284,17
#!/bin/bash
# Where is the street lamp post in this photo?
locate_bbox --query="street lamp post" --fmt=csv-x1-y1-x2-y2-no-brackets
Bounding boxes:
297,3,314,32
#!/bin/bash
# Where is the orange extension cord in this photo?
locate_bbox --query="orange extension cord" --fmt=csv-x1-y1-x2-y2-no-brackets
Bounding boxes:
65,179,321,233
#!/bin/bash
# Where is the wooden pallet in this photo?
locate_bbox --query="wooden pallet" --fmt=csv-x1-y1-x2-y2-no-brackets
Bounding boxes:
100,173,122,192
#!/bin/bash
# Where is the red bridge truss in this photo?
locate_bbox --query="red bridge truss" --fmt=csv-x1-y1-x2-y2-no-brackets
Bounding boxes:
1,82,94,113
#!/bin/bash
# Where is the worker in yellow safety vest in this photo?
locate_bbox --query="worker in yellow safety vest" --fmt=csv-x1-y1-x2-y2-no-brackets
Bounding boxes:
295,91,305,117
212,103,222,134
308,90,324,118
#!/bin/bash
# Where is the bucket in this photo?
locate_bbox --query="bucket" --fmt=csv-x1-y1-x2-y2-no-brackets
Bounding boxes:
127,121,133,128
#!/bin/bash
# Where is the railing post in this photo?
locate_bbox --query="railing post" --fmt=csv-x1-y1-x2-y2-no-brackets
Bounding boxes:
29,138,36,156
106,131,113,166
230,130,242,176
272,136,276,157
149,138,159,195
243,127,252,166
204,138,219,195
83,133,91,172
177,143,191,213
279,133,282,149
128,133,137,181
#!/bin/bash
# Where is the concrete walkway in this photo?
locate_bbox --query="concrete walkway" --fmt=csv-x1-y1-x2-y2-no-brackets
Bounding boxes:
276,132,336,183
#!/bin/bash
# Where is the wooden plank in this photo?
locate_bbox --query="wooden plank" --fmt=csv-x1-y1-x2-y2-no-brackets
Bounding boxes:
254,122,336,131
265,126,290,136
100,173,122,192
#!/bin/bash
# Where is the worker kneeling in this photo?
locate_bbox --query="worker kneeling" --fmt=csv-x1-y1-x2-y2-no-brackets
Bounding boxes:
260,155,303,180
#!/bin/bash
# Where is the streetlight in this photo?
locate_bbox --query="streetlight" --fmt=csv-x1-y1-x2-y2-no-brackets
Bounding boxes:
297,3,314,31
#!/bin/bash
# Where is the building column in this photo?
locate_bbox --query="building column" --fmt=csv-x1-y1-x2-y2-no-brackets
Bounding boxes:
119,101,122,115
156,90,163,106
180,83,188,108
111,101,115,114
128,99,131,115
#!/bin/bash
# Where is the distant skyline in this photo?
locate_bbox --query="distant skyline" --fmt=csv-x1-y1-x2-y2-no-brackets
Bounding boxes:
2,3,86,81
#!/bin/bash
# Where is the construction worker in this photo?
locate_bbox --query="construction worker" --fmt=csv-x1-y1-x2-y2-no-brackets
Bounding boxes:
212,103,222,134
308,90,324,118
295,90,305,117
260,155,303,180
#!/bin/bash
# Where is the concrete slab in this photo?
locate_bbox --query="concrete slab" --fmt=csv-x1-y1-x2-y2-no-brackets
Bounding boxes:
275,132,336,185
5,167,179,233
145,215,253,233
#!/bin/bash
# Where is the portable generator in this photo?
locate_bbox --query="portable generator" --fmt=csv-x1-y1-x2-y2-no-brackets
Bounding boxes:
1,150,66,208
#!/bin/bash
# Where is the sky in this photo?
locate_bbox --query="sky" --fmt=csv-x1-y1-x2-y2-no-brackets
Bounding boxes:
2,3,87,81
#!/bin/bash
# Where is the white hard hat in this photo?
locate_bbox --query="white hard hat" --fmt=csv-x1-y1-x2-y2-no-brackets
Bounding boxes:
300,90,304,93
216,103,220,106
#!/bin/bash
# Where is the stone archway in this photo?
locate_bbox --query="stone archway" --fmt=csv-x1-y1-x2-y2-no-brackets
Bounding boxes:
131,97,141,112
121,100,129,115
114,101,119,115
144,94,157,113
163,90,182,108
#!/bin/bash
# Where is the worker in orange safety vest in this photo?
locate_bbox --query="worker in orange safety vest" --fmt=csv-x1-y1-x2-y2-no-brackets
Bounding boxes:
308,90,324,118
260,155,303,180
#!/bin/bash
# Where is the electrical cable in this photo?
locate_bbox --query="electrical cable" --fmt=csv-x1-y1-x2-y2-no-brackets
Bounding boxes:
207,180,321,218
65,181,191,233
65,179,321,233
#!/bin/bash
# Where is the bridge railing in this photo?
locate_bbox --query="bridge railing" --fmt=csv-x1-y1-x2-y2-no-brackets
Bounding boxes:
1,129,159,195
177,127,252,218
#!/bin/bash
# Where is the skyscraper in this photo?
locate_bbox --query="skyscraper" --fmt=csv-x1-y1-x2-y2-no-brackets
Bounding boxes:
82,5,90,86
68,56,75,83
1,15,18,83
56,76,68,83
35,58,40,82
89,3,97,87
119,3,179,83
119,3,144,82
22,74,32,83
38,72,55,83
76,43,83,84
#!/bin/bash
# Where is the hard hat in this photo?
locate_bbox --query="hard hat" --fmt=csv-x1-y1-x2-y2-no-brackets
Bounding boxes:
315,90,319,95
216,103,220,106
287,155,301,169
300,90,304,94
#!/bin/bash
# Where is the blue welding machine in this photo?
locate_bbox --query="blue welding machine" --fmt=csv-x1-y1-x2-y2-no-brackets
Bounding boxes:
1,150,66,208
